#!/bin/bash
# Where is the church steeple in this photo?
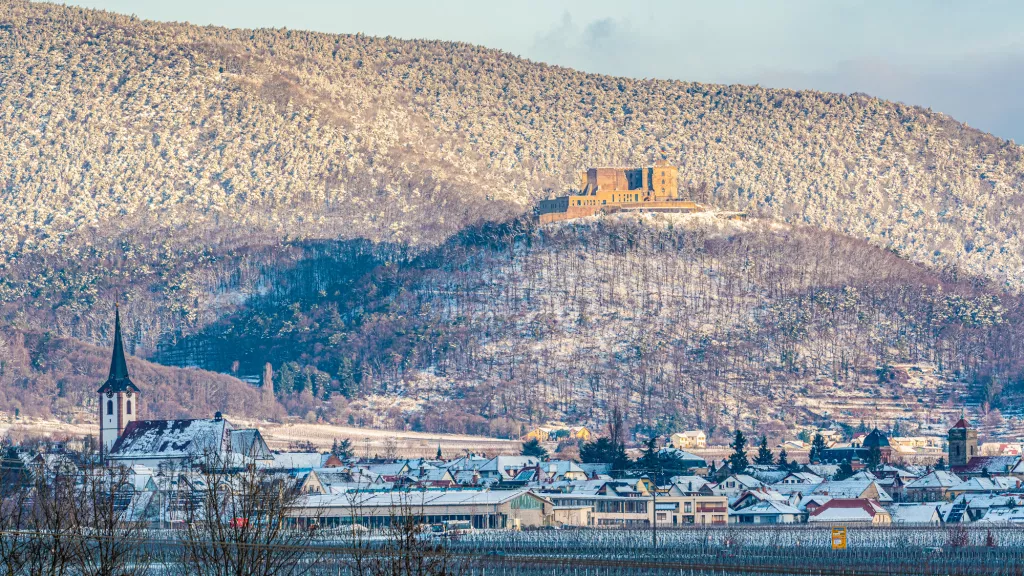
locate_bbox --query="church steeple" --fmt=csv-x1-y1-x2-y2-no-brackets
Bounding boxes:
109,306,129,382
98,305,141,459
97,305,139,394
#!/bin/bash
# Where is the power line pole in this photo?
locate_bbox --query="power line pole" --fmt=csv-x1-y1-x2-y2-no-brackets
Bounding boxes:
650,473,657,549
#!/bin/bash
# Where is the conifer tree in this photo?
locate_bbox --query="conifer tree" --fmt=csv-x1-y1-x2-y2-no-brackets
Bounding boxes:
755,434,774,465
810,433,828,463
777,448,790,469
728,430,749,473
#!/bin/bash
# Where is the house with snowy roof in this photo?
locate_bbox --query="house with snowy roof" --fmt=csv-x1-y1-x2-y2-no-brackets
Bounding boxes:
713,474,763,496
975,507,1024,524
947,476,1022,498
731,488,793,511
730,500,805,524
669,476,711,495
810,479,893,503
808,498,892,525
776,471,824,485
669,430,707,449
903,470,962,502
658,448,708,472
889,503,941,524
477,456,541,480
796,494,832,515
952,493,1024,521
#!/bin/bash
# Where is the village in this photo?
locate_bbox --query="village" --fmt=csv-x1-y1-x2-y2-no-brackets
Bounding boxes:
3,309,1024,534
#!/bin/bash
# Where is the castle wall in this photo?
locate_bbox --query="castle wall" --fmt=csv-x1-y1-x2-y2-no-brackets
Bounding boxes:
540,163,686,223
538,200,703,224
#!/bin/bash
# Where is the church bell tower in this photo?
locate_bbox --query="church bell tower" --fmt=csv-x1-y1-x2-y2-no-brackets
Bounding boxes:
947,415,977,468
98,306,141,458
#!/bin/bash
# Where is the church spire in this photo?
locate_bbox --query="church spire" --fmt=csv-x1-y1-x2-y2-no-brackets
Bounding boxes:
108,305,129,382
98,305,139,394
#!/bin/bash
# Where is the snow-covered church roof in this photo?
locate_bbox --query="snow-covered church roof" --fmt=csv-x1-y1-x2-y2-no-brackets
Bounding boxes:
109,417,232,461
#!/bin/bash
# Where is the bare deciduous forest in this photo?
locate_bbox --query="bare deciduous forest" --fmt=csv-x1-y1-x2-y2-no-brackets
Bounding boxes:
155,215,1024,436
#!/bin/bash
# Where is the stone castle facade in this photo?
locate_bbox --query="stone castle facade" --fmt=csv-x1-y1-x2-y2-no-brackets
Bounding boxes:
537,161,702,224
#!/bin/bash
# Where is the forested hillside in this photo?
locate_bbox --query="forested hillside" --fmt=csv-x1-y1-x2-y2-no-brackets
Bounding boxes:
155,213,1024,437
2,2,1024,433
0,325,269,421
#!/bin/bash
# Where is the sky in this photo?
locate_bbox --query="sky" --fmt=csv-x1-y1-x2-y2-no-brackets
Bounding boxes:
67,0,1024,142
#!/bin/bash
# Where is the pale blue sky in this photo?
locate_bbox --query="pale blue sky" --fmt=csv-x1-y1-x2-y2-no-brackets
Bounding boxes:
67,0,1024,142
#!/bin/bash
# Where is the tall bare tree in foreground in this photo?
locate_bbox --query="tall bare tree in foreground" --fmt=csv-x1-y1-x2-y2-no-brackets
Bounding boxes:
342,492,463,576
0,453,82,576
68,464,157,576
176,451,325,576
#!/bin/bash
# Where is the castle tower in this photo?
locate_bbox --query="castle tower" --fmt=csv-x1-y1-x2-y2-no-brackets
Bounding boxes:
97,306,141,458
947,415,977,468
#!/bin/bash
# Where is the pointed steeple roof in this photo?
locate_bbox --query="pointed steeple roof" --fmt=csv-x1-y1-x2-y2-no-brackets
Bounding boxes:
97,305,140,394
951,409,971,430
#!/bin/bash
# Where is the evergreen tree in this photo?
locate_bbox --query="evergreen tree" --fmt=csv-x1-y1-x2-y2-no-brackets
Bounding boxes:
728,430,749,473
755,434,774,465
935,457,946,470
836,459,854,480
636,436,662,477
865,444,882,470
580,437,630,471
810,433,827,463
521,438,549,459
331,438,353,459
436,444,442,460
777,448,789,469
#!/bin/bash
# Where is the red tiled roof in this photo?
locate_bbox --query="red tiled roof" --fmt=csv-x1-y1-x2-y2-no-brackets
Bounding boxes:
951,418,971,429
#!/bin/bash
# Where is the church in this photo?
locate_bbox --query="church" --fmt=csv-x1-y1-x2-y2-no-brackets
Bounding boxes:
947,416,1023,478
98,307,271,469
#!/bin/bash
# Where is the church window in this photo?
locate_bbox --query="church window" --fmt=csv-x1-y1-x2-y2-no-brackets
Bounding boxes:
126,400,132,415
107,400,114,415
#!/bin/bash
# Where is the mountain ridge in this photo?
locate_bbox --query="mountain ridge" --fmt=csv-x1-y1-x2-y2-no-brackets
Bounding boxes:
3,1,1024,435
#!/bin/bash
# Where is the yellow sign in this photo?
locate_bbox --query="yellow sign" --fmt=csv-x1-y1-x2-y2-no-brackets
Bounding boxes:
831,527,848,550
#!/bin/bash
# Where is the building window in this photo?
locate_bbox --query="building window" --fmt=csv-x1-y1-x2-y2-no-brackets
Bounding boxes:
126,400,132,415
107,400,114,415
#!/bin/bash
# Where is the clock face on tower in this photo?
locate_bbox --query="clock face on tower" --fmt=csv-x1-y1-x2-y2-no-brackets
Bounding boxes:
106,391,113,398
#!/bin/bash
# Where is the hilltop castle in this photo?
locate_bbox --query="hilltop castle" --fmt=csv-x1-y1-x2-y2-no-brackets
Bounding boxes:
536,161,704,224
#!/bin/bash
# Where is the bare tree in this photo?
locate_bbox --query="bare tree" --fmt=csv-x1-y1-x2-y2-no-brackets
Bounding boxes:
0,455,79,576
176,451,325,576
68,464,157,576
343,492,463,576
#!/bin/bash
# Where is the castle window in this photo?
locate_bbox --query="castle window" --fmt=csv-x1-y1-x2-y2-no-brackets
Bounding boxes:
107,400,114,415
126,400,132,415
